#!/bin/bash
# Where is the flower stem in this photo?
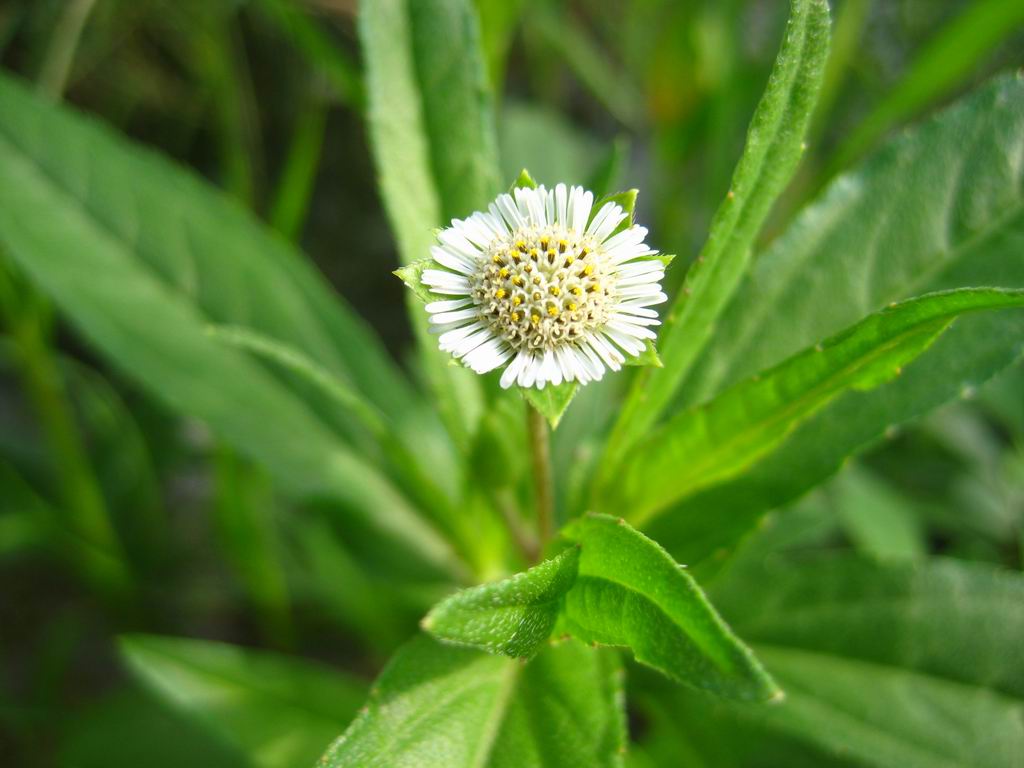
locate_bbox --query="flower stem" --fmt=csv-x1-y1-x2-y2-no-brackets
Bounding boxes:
526,405,554,557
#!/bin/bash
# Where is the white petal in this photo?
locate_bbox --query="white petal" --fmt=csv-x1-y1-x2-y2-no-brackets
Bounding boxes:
616,284,668,299
619,292,669,307
613,305,659,319
429,307,479,325
555,183,568,227
465,339,511,373
542,349,562,387
614,260,664,278
577,343,605,381
454,326,494,357
588,334,624,370
607,319,657,340
422,270,471,295
568,187,593,234
438,321,483,349
500,351,529,389
495,193,526,229
425,298,472,313
437,229,482,260
604,328,645,356
453,215,496,249
588,203,628,241
430,245,474,275
617,271,666,288
515,186,546,227
519,353,540,388
609,311,660,327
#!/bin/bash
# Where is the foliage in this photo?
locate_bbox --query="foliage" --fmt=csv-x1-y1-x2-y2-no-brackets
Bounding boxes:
1,0,1022,766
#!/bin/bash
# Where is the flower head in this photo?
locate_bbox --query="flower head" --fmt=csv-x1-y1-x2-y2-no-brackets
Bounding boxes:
420,183,667,389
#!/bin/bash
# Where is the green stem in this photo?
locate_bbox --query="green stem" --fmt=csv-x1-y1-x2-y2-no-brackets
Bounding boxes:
526,404,554,557
6,302,127,587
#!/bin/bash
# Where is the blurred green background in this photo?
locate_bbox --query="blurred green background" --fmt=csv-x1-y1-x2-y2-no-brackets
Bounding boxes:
0,1,1022,765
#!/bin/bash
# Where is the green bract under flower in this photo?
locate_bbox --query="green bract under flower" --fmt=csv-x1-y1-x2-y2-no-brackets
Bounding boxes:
419,183,667,389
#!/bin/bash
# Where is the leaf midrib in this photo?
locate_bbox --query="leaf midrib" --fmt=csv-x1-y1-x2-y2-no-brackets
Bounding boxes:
0,110,349,380
711,185,1024,401
632,319,948,524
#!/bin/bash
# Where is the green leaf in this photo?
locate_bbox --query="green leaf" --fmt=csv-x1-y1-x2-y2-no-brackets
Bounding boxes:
605,288,1024,525
359,0,501,445
830,465,926,561
605,0,831,467
683,74,1024,407
208,324,390,440
558,514,778,702
651,74,1024,568
59,686,249,768
523,382,579,430
0,74,461,582
0,72,414,438
119,634,366,768
499,106,604,189
394,258,443,305
831,0,1024,172
510,167,539,190
319,635,626,768
423,546,580,658
657,555,1024,768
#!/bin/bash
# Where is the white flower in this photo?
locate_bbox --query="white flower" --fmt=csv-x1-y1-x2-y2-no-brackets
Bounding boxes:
421,183,667,390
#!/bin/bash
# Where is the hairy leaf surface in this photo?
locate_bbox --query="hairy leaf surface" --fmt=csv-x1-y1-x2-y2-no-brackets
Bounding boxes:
649,74,1024,567
558,514,777,701
0,74,460,580
319,635,625,767
607,288,1024,524
643,556,1024,768
423,547,580,657
606,0,831,462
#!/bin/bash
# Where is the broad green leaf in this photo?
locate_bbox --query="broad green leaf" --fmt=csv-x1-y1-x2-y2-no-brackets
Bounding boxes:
359,0,500,445
604,288,1024,525
654,556,1024,768
604,0,831,467
557,514,778,702
208,324,389,440
119,634,366,768
652,74,1024,567
831,0,1024,172
319,635,625,768
209,324,466,552
0,72,415,438
681,73,1024,420
0,75,461,581
423,546,580,658
830,465,926,561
